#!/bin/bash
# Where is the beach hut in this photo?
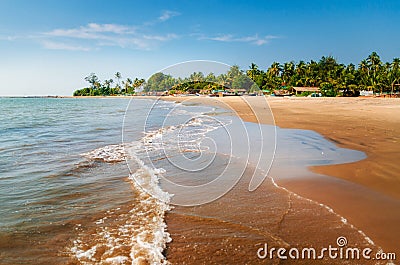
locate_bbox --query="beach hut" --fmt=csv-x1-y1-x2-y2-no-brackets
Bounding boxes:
292,87,320,95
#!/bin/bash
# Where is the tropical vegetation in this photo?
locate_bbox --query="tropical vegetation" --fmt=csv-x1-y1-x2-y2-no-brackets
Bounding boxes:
73,72,145,96
73,52,400,97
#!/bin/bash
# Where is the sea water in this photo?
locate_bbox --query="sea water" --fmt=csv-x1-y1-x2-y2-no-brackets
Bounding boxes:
0,97,377,264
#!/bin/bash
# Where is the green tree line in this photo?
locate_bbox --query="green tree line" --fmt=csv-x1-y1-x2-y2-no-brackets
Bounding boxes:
145,65,253,94
73,52,400,96
247,52,400,96
73,72,145,96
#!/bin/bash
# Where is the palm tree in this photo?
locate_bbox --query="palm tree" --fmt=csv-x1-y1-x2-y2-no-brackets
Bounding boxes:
366,52,382,93
282,62,295,86
358,59,370,90
115,72,122,89
266,62,282,89
247,63,260,81
205,72,217,83
123,78,132,94
303,61,319,87
84,73,99,89
217,74,229,90
319,56,338,83
226,65,241,87
189,72,204,83
392,58,400,70
103,79,113,95
390,58,400,95
296,61,307,80
268,62,282,77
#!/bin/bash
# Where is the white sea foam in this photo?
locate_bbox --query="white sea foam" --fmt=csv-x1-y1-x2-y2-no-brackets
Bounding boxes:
74,143,173,264
72,110,227,264
128,164,172,265
81,144,126,162
139,115,230,157
70,163,172,264
75,100,383,263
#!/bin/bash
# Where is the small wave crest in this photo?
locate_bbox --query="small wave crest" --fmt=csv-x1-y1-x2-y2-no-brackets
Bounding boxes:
81,144,126,163
72,111,230,263
138,115,230,158
74,143,173,264
70,154,172,264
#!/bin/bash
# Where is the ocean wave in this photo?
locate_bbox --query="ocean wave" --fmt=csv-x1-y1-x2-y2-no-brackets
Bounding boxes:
73,111,230,264
81,144,126,163
71,147,172,264
140,115,230,156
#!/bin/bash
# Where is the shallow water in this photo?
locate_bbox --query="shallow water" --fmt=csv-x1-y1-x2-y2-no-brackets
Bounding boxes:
0,97,384,264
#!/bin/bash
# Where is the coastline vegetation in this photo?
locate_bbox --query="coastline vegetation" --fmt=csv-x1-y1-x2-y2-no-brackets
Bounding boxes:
73,52,400,97
73,72,145,96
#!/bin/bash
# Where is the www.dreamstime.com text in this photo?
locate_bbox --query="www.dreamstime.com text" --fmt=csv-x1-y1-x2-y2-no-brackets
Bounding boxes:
257,236,396,261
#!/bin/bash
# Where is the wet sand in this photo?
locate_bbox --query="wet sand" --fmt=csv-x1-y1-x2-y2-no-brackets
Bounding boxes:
165,165,382,265
159,96,400,198
70,95,399,262
155,96,400,262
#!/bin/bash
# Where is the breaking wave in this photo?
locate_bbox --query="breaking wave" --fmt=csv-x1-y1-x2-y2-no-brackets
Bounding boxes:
71,112,228,264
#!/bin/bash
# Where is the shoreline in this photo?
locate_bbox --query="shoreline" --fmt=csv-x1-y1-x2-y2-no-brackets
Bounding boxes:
156,95,400,198
3,96,398,263
67,95,399,253
152,95,400,255
31,95,400,256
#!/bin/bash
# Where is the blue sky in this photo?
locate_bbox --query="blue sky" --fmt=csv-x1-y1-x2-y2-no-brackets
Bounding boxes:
0,0,399,95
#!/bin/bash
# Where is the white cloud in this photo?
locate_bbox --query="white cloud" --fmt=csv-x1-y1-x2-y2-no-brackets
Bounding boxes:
158,10,180,21
254,39,268,46
42,23,177,50
143,34,178,41
6,10,276,52
207,34,233,42
41,41,91,51
85,23,133,34
200,34,279,46
97,35,177,50
45,23,135,39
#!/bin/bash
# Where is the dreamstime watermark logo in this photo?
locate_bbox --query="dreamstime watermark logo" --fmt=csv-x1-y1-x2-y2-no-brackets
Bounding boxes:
257,236,397,261
122,60,276,206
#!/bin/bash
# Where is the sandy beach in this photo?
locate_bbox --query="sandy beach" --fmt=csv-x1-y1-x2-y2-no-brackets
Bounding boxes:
68,95,399,262
150,95,400,263
159,96,400,195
